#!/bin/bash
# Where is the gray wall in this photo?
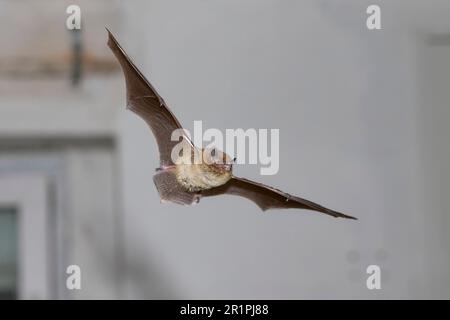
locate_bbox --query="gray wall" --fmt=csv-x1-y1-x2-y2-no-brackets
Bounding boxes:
116,0,450,299
0,0,449,299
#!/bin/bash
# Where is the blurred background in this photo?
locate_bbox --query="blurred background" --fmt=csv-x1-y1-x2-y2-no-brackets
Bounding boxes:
0,0,450,299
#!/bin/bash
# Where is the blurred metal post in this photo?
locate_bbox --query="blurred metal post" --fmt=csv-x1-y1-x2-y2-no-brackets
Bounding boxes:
70,29,83,86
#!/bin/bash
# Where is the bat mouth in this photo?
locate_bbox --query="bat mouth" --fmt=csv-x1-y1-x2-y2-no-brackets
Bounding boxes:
220,164,233,172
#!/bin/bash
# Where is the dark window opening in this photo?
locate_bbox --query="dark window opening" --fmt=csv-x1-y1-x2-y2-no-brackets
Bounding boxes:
0,207,18,300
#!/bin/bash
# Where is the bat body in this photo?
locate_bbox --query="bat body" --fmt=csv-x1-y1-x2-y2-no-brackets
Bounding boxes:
107,29,356,220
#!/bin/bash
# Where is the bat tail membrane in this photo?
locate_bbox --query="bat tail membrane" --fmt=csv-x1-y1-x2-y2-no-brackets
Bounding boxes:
153,169,198,205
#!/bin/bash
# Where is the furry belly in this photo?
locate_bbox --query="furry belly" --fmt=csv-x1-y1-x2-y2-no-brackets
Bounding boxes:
175,164,231,192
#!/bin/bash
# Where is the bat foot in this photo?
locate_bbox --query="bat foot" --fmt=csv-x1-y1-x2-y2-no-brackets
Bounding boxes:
193,194,201,204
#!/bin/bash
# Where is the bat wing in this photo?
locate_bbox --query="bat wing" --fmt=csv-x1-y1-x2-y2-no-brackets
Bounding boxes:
107,29,192,166
202,177,356,219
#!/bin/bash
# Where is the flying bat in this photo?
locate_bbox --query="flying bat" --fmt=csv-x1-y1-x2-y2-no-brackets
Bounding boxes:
106,29,356,220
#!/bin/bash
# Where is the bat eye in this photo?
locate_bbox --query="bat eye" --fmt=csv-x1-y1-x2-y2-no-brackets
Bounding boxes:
211,148,216,157
233,157,237,163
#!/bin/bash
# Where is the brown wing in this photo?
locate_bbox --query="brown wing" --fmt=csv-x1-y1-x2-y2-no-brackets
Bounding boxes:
202,177,356,219
107,29,192,166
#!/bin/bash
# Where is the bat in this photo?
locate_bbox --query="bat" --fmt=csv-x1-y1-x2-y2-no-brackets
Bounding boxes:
107,29,356,220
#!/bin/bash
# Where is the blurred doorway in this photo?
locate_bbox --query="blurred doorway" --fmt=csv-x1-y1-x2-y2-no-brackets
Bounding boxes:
0,174,50,299
0,144,120,299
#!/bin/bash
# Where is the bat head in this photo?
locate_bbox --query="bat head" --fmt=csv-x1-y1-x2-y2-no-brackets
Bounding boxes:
202,148,234,173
